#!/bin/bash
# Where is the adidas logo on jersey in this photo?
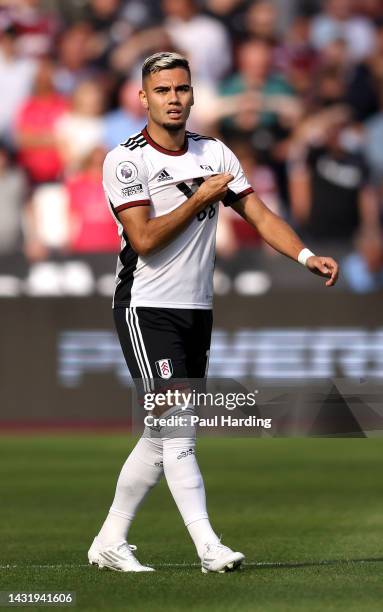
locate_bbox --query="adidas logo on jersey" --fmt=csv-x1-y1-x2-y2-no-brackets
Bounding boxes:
157,169,173,182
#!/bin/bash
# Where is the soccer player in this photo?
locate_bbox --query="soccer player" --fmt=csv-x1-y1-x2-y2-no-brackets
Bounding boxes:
88,52,339,573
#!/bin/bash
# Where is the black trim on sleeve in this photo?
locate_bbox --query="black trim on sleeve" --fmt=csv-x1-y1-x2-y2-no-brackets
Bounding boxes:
222,186,254,207
115,200,150,213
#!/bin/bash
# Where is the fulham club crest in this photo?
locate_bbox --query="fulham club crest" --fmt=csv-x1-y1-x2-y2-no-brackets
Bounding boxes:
155,358,173,379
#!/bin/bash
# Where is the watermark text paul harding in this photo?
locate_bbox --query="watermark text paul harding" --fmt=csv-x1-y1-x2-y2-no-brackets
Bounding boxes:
144,414,272,429
142,389,271,429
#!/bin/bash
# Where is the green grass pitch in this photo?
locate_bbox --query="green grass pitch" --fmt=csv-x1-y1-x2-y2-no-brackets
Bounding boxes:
1,435,382,611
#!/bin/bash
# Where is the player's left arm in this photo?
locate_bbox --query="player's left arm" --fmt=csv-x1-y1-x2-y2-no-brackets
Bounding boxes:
231,192,339,286
358,185,380,229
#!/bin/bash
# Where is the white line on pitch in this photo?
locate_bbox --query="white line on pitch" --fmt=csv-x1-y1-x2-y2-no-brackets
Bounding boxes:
0,558,381,570
3,562,251,569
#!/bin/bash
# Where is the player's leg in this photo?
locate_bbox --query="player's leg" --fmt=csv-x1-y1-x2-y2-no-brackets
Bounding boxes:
161,411,244,572
160,310,245,572
173,310,245,573
88,429,161,572
94,432,163,546
160,309,218,554
88,307,165,572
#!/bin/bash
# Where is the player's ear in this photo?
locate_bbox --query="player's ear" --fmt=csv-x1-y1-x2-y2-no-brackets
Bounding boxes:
191,86,194,107
139,88,149,111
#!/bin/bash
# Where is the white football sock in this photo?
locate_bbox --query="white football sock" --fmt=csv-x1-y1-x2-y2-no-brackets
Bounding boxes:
96,434,163,547
162,435,220,558
186,518,221,558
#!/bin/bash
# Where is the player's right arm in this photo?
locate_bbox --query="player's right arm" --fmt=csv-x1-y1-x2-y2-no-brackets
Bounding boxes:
118,174,232,256
103,149,233,256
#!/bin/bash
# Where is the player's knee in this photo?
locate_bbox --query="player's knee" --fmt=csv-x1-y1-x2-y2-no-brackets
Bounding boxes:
157,406,197,440
117,470,160,493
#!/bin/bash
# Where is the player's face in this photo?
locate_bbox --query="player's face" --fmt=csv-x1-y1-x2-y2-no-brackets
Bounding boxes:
140,68,194,131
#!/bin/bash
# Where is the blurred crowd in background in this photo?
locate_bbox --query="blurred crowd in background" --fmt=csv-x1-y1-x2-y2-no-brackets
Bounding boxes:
1,0,383,296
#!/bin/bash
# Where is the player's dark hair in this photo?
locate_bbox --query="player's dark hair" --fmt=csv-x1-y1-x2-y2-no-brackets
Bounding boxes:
142,52,191,81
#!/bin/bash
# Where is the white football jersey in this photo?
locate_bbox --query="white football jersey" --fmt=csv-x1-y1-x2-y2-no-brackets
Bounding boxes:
103,127,253,309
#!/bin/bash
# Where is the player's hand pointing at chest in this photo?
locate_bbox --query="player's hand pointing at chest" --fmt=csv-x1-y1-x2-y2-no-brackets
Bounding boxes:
118,173,235,256
196,173,234,207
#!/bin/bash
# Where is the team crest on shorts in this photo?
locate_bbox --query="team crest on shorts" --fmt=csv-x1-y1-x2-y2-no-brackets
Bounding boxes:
155,358,173,379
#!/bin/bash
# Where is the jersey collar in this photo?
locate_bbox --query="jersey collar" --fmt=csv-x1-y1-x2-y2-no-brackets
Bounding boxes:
141,126,188,156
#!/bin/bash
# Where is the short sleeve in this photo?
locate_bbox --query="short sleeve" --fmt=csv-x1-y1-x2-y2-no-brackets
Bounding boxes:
103,150,150,214
219,141,254,206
